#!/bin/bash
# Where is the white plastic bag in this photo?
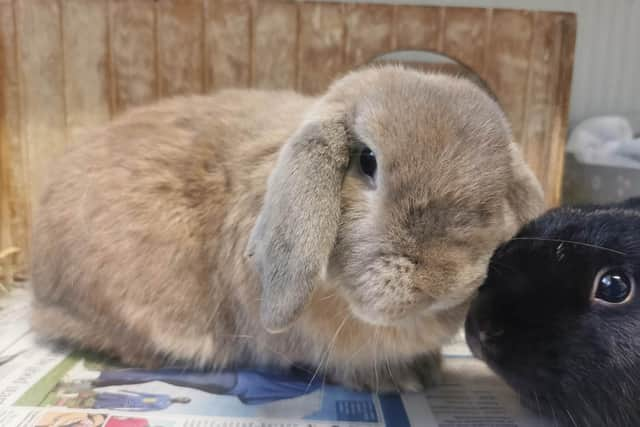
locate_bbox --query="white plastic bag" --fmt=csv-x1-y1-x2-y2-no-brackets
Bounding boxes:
567,115,640,169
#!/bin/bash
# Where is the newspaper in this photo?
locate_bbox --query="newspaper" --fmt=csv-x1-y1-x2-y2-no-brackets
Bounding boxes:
0,289,550,427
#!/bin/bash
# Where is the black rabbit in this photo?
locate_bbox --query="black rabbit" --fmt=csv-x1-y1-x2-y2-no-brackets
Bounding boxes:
466,196,640,427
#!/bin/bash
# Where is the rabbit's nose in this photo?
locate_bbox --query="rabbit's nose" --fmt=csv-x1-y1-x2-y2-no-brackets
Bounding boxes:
477,320,504,344
478,328,504,344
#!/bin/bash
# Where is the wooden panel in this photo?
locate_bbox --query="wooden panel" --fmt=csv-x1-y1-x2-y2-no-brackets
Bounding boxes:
253,0,297,90
0,0,578,277
344,4,393,69
15,0,67,215
62,0,111,142
548,14,577,206
157,0,204,96
393,6,441,51
109,0,157,112
0,0,28,276
297,2,344,95
521,13,567,206
205,0,251,90
443,7,488,74
484,9,534,143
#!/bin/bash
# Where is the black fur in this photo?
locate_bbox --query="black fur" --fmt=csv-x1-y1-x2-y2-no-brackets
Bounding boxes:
465,196,640,427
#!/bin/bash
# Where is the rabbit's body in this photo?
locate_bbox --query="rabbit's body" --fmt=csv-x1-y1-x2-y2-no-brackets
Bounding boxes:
32,90,305,368
32,66,543,391
466,197,640,426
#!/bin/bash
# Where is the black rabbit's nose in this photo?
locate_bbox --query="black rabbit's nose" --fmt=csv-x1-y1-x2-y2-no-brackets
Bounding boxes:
478,327,504,344
477,319,504,344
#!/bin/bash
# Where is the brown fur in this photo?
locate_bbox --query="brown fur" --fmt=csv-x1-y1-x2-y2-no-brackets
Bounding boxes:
30,65,544,391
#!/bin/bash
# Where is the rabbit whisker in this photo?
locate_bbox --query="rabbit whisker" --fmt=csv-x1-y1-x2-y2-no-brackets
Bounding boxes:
511,237,626,256
307,352,326,392
306,314,349,392
318,292,338,301
565,407,578,427
533,391,542,417
489,259,519,274
487,263,516,276
374,327,380,394
345,340,369,364
319,309,350,400
549,402,558,427
385,352,398,392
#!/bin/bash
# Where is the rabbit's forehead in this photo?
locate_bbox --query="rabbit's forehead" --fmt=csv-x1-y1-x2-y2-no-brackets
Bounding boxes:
352,90,510,162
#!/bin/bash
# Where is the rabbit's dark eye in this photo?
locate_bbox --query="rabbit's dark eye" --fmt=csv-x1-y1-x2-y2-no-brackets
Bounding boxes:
594,268,634,304
359,147,377,179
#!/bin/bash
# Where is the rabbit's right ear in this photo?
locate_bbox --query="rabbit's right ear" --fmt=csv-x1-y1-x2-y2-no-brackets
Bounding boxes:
246,116,350,333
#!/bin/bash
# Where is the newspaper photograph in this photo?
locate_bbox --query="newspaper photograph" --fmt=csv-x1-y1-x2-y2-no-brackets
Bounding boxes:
1,289,550,427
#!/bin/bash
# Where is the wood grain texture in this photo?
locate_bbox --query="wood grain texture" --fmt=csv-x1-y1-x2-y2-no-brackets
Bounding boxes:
205,0,251,90
253,0,297,90
62,0,111,142
109,0,157,112
297,2,344,95
548,13,577,206
520,12,556,194
484,9,534,143
520,12,576,206
157,0,204,96
344,4,393,69
393,5,441,51
0,0,28,275
15,0,67,220
0,0,577,277
443,7,489,74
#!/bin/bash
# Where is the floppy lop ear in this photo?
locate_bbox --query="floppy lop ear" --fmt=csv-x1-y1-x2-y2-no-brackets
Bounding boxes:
246,118,350,333
506,142,546,226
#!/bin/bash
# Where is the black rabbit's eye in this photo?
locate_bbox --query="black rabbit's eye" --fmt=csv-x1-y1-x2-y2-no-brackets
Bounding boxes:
359,147,377,179
594,268,634,304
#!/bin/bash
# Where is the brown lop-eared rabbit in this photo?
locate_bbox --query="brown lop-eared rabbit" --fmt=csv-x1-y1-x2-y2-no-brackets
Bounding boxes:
30,66,544,391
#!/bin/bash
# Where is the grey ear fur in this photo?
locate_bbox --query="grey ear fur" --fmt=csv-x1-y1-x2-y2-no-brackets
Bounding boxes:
507,142,546,225
246,119,350,333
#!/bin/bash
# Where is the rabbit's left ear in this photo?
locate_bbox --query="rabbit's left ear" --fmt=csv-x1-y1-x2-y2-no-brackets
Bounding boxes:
506,142,546,226
246,118,350,333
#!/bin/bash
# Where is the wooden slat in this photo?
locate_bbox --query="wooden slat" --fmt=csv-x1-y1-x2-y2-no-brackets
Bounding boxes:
157,0,204,96
0,0,28,273
548,13,577,206
297,2,344,95
253,0,297,90
205,0,251,90
344,4,393,69
62,0,111,142
520,13,563,206
393,5,441,51
484,9,534,143
443,7,488,74
109,0,157,113
520,13,576,206
15,0,67,217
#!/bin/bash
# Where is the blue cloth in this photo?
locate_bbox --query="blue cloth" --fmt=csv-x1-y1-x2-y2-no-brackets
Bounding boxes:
95,367,322,405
